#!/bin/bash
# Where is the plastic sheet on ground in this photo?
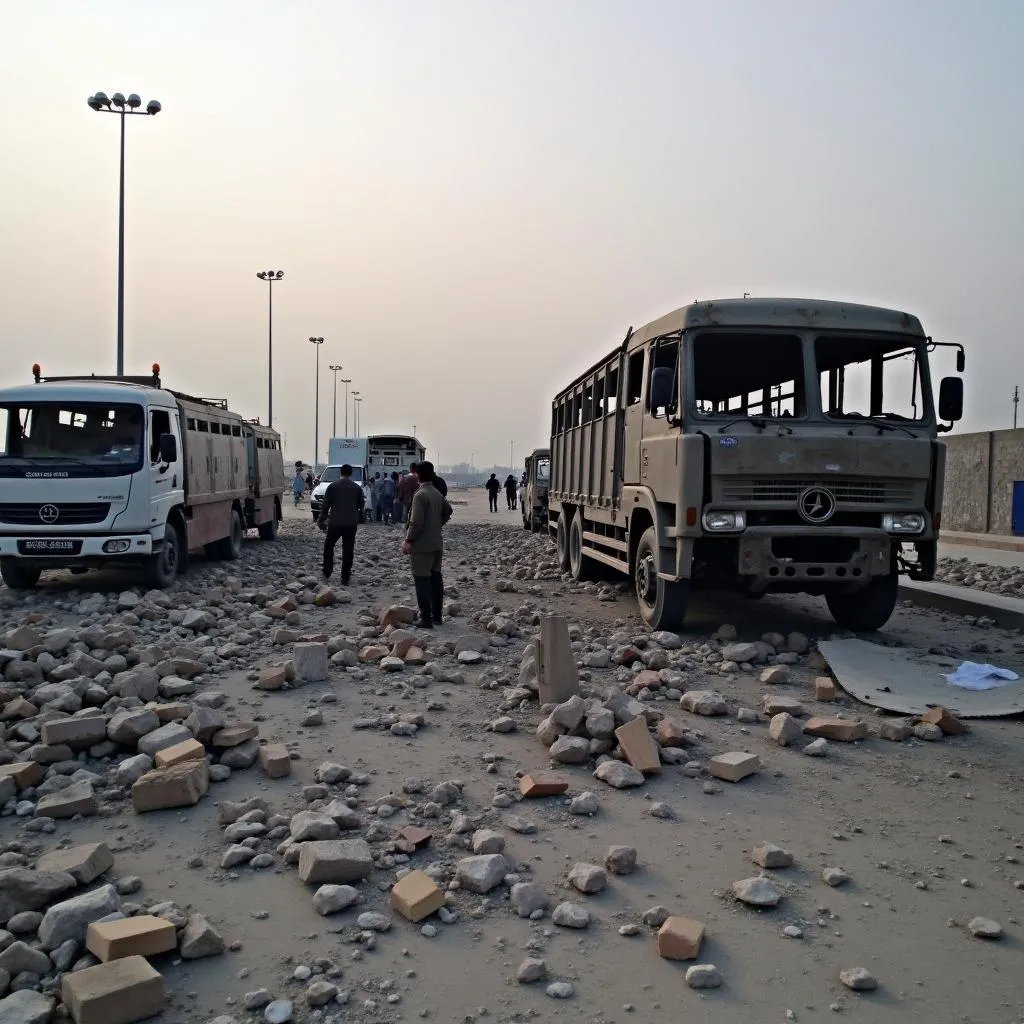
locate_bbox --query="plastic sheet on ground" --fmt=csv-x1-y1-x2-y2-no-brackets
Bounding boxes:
944,661,1020,690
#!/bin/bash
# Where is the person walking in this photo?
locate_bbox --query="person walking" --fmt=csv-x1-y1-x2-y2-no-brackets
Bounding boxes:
377,471,396,524
486,473,501,513
504,474,517,510
395,465,417,525
317,463,365,585
292,467,305,507
402,460,452,629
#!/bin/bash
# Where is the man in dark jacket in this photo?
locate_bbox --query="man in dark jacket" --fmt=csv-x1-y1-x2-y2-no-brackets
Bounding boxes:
401,461,452,628
317,463,365,584
486,473,501,512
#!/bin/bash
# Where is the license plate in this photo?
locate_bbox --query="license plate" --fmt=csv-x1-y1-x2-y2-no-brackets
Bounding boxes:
17,539,81,555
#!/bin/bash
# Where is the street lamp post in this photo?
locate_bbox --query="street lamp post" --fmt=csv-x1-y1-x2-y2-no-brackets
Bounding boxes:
340,379,352,435
309,337,324,466
354,396,363,436
256,270,284,426
87,91,162,376
329,364,343,437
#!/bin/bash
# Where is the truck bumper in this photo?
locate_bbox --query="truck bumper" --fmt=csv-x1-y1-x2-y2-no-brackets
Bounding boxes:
0,532,154,565
734,526,892,592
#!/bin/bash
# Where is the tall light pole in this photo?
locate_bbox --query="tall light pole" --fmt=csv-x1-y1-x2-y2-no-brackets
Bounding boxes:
1014,386,1020,430
256,270,284,426
329,364,343,438
340,379,352,435
354,396,363,436
87,91,162,376
309,337,324,466
510,440,515,473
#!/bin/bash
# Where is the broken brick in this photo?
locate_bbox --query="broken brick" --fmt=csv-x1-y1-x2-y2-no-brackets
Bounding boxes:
813,677,838,701
708,751,761,783
131,759,209,813
398,826,433,850
0,761,43,790
258,743,292,779
518,772,569,798
920,706,968,736
61,955,165,1024
654,719,689,748
614,716,661,774
211,723,259,749
36,843,114,886
153,738,205,769
803,717,868,742
390,870,446,922
86,915,177,962
657,915,706,960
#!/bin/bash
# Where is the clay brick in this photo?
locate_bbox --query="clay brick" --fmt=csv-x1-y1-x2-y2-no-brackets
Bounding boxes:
803,717,868,742
615,716,661,774
258,743,292,779
920,706,968,736
131,758,209,813
655,719,688,748
657,915,705,960
256,665,287,691
708,751,761,783
61,954,165,1024
0,761,43,790
518,772,569,798
36,842,114,886
149,702,191,723
813,677,838,701
390,869,446,922
154,738,205,769
86,915,176,962
398,826,433,850
211,723,259,749
41,714,108,749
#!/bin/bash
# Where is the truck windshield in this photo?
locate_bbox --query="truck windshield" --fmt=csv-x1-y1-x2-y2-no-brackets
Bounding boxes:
319,466,363,484
536,458,550,484
0,402,145,476
816,336,926,422
693,333,805,419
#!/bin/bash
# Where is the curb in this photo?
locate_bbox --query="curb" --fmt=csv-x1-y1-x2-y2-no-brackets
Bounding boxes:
898,579,1024,631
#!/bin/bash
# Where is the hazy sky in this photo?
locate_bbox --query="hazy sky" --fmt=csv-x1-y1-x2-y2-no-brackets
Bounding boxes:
2,0,1021,467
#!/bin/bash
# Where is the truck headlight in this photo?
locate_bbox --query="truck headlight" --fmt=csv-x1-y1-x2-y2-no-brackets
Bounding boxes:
702,510,746,533
882,513,926,535
103,539,131,553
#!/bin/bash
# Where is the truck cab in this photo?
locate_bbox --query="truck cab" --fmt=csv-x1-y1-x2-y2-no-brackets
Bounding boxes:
521,448,550,533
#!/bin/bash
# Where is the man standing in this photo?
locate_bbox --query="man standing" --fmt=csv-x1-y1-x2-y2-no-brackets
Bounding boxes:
486,473,501,512
377,471,396,523
394,464,418,525
402,460,451,629
317,463,365,585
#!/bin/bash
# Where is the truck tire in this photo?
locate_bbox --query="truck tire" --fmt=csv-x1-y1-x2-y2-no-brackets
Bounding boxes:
258,515,278,540
222,509,244,560
0,559,41,591
555,516,571,572
634,527,689,630
146,525,180,589
825,571,898,632
568,512,598,581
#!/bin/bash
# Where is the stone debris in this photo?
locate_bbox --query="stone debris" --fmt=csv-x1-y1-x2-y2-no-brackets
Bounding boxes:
839,966,878,991
822,867,850,887
517,957,548,983
803,717,867,742
708,752,760,783
86,915,177,962
967,916,1003,939
456,855,509,894
593,760,645,789
769,712,803,747
519,772,569,798
751,842,793,869
657,916,705,960
920,706,968,736
567,862,607,894
614,716,662,774
551,902,590,929
390,871,446,922
604,845,638,875
685,964,723,989
732,876,783,908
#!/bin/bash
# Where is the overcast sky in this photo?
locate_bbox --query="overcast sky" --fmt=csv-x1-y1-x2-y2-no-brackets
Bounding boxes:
1,0,1021,467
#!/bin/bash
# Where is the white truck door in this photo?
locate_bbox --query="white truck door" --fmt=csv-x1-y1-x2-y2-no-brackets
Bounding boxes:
148,408,181,528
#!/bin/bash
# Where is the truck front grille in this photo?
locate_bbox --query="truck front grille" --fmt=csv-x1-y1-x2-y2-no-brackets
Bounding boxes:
0,502,111,525
719,479,915,506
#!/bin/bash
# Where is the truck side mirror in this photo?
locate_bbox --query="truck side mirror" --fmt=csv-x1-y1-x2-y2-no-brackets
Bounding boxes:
938,377,963,423
650,367,674,412
956,351,965,373
159,433,178,463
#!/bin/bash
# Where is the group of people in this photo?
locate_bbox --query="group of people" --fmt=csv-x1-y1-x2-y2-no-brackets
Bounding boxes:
292,466,315,506
367,469,424,525
316,461,452,629
485,473,521,512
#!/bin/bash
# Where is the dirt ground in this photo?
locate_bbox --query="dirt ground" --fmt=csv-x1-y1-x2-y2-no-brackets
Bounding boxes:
4,488,1024,1024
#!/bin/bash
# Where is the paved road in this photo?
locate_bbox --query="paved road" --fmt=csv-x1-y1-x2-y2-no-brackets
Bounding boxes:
939,541,1024,569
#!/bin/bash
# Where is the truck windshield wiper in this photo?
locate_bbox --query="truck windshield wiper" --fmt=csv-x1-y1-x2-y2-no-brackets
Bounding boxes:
833,414,916,438
717,416,766,434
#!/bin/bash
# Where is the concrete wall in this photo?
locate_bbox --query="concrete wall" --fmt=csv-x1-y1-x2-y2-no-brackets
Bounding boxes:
942,429,1024,535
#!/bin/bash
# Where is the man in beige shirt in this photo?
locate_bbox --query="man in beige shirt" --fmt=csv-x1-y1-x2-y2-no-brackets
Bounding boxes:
401,460,452,628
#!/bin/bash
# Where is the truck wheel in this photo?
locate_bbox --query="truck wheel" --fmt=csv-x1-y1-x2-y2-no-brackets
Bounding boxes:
634,527,689,630
222,509,244,560
258,515,278,540
0,559,41,591
568,513,597,581
825,571,898,632
146,525,180,589
555,516,571,572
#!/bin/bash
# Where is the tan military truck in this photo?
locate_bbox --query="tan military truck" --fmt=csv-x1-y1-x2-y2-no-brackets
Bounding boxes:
520,448,550,533
547,297,964,632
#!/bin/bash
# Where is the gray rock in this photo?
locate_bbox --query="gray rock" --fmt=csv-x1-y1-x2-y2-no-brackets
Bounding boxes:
769,712,803,747
803,738,829,757
290,812,340,843
569,791,598,815
551,902,590,929
137,722,192,758
510,883,549,919
732,876,782,908
548,735,590,765
679,690,727,716
113,753,154,787
686,964,723,989
822,867,850,887
38,884,120,950
293,643,329,683
220,740,259,770
546,981,574,999
312,885,359,916
839,967,878,991
604,846,638,875
179,913,225,959
593,760,644,789
0,942,50,977
264,1000,294,1024
567,862,607,894
107,709,161,747
5,913,42,936
244,990,272,1011
0,870,77,926
751,842,793,869
471,829,505,855
0,990,54,1024
185,707,226,744
305,981,338,1008
967,916,1003,939
356,912,391,932
721,643,759,664
456,855,509,894
516,957,547,983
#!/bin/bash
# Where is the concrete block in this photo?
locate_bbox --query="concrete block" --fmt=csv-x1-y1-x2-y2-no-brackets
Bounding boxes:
258,743,292,778
614,716,661,774
36,843,114,886
803,717,868,742
813,676,838,701
657,915,705,960
153,738,205,768
40,715,108,750
536,615,579,705
655,719,689,747
0,776,14,806
60,955,164,1024
256,665,287,691
136,722,192,758
211,723,259,749
86,915,176,962
35,781,98,819
131,759,209,813
151,702,191,723
518,772,569,798
292,642,329,683
297,840,374,884
708,751,761,783
389,870,445,922
0,762,43,790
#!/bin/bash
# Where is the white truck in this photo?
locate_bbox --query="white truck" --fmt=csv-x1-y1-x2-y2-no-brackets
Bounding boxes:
311,437,371,521
0,364,286,590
